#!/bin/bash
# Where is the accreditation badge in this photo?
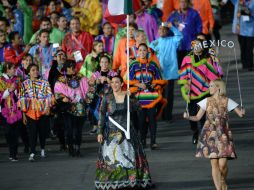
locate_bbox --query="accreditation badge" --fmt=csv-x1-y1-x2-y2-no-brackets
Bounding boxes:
242,15,250,22
73,50,83,62
178,23,186,32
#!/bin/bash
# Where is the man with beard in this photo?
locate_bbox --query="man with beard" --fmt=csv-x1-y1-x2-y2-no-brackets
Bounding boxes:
62,17,93,71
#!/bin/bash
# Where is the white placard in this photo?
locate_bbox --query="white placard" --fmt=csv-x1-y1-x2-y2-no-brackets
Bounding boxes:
242,15,250,22
73,51,83,62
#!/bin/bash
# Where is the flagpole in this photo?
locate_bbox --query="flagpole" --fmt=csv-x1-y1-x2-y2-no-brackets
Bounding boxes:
126,14,130,139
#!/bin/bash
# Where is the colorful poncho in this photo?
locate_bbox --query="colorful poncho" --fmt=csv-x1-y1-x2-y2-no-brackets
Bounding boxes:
129,58,167,109
178,54,220,103
18,78,54,120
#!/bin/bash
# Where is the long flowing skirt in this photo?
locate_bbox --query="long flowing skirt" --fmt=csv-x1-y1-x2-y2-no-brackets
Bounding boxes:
95,129,152,190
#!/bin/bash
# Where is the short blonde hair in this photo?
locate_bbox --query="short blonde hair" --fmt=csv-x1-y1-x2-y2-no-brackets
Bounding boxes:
212,79,227,96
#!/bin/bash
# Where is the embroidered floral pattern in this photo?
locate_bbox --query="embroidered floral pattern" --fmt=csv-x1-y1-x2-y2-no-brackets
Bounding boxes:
95,94,152,189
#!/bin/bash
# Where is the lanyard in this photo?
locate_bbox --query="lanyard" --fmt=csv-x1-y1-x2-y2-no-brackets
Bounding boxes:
131,46,138,58
39,45,51,67
71,33,88,54
139,62,150,84
196,0,202,14
179,9,189,24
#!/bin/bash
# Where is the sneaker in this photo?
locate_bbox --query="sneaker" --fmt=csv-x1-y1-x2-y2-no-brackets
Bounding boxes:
50,130,57,140
192,132,199,144
11,157,18,162
29,153,35,162
89,126,97,135
41,149,46,158
151,143,159,150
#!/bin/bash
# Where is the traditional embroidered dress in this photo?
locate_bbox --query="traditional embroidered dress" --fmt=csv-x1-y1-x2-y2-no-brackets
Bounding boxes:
87,70,116,121
178,54,220,103
0,74,22,123
0,74,22,160
95,94,152,190
62,31,93,71
18,78,54,120
195,97,238,159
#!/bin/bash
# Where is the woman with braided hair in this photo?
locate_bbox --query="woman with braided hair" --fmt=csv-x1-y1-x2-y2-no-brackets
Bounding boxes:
129,43,166,149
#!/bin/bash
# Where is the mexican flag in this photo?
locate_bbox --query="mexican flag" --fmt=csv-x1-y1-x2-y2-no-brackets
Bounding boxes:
104,0,141,23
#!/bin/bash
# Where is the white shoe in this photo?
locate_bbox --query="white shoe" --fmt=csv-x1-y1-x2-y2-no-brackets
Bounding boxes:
11,158,18,162
29,153,35,162
9,157,18,162
41,149,46,158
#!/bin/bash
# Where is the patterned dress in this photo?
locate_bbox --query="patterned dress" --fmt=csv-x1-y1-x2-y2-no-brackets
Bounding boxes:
95,94,152,190
196,97,237,159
